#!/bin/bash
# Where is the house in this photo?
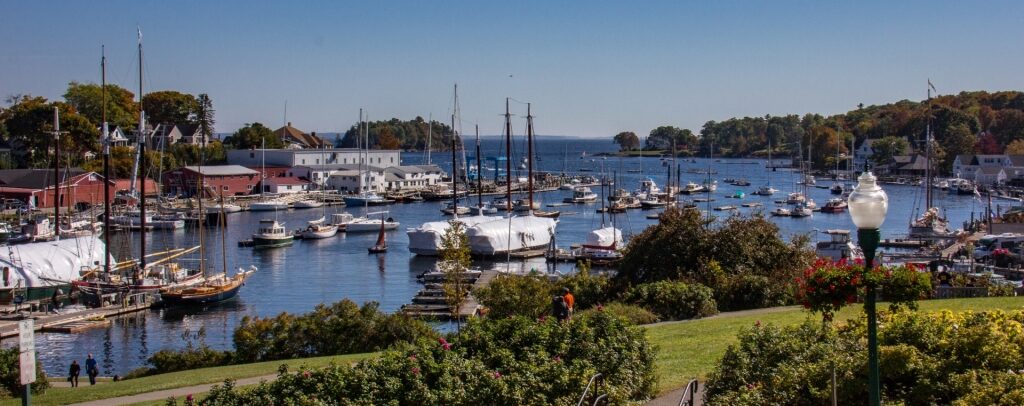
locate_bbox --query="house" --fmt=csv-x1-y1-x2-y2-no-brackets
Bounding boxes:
162,165,261,197
952,154,1024,178
974,167,1008,186
854,139,877,172
151,123,207,147
101,125,131,147
227,148,400,169
879,154,930,177
325,165,387,193
383,165,445,190
273,123,328,149
0,168,115,209
261,177,311,194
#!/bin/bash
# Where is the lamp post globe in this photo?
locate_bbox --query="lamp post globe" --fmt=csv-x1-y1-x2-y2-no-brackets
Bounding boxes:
847,169,887,406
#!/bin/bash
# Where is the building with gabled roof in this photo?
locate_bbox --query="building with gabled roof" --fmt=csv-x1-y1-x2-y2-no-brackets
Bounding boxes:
0,169,117,209
162,165,261,197
273,122,327,149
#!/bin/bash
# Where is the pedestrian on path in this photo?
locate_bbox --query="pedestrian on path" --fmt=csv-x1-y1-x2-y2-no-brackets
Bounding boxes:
85,353,98,385
562,287,575,319
552,295,568,321
68,360,80,387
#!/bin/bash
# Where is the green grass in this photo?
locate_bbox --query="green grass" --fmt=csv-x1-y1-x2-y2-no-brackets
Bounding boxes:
2,353,375,406
643,296,1024,395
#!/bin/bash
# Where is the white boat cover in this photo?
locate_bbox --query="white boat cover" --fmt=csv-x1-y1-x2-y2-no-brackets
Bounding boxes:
584,226,622,249
466,216,557,255
407,215,501,255
0,236,111,289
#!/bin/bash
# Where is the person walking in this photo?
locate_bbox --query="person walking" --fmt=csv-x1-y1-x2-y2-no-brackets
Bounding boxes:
68,360,80,387
562,287,575,318
551,295,568,321
85,353,98,385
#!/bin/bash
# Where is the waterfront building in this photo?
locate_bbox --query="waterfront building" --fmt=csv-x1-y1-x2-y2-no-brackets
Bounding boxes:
261,176,311,194
273,122,329,149
854,139,877,172
162,165,260,197
0,169,114,209
383,165,445,190
227,148,400,168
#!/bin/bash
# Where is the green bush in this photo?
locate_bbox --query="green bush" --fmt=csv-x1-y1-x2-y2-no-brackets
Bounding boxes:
201,312,657,405
624,281,718,320
555,268,611,310
705,309,1024,405
579,302,659,325
233,299,435,363
0,347,48,398
475,274,552,319
147,347,234,375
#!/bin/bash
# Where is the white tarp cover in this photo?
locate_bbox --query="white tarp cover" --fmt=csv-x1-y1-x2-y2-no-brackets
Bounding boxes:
407,215,501,255
585,226,622,248
0,236,110,288
467,216,557,255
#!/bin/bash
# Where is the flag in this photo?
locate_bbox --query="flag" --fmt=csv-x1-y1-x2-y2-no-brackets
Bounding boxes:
137,26,142,43
927,79,937,93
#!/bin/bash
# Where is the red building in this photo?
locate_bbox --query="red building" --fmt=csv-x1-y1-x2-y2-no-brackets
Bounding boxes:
162,165,261,197
0,169,115,209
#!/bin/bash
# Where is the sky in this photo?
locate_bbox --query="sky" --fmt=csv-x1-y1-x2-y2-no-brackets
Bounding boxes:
2,1,1022,137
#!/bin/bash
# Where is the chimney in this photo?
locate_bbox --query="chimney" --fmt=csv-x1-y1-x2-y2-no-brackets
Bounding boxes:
287,122,292,127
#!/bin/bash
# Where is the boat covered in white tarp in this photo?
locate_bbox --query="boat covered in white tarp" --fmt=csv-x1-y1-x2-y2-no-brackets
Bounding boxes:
407,215,502,256
0,235,110,291
584,226,622,249
466,216,557,256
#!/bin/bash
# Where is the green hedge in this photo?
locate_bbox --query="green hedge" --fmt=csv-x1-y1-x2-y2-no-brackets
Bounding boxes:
624,280,718,320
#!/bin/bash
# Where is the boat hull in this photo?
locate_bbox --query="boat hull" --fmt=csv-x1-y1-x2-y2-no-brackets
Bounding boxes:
160,284,242,306
252,236,294,248
346,222,399,233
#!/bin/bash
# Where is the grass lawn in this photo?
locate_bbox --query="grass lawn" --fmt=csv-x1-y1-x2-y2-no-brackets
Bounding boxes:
643,296,1024,395
1,353,374,406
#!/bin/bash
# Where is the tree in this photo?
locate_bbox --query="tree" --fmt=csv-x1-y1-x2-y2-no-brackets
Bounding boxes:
377,126,400,150
991,109,1024,147
3,96,99,168
63,81,138,129
142,91,198,126
646,126,696,150
613,131,640,151
223,123,282,149
942,124,978,173
869,136,909,166
439,220,472,333
1006,139,1024,155
195,94,215,144
977,132,1002,154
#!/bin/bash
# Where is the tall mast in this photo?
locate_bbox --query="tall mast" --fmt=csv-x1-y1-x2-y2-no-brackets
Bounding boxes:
925,80,934,208
504,98,512,215
357,108,363,195
137,28,147,271
476,125,482,210
52,107,61,240
101,45,111,275
197,148,205,277
526,103,534,215
426,113,432,165
451,110,459,219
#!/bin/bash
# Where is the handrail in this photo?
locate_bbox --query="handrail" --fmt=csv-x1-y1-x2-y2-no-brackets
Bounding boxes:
677,378,699,406
576,373,604,406
591,394,608,406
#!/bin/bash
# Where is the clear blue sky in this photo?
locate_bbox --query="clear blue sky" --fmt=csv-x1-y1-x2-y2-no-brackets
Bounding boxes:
2,1,1022,137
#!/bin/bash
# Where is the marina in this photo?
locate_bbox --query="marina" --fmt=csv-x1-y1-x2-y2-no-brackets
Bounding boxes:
0,137,1013,378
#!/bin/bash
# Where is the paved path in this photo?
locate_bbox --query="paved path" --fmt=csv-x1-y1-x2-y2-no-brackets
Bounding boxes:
643,384,704,406
69,374,278,406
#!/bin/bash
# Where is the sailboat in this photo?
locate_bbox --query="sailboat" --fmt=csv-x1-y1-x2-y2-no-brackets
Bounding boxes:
368,216,388,253
830,138,844,194
790,141,814,217
250,137,290,211
523,104,560,218
441,95,471,216
343,110,392,206
755,136,777,196
908,80,952,242
470,125,498,215
579,168,623,265
297,146,337,239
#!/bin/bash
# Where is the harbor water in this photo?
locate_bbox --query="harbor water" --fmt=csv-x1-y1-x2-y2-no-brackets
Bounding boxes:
14,137,1006,377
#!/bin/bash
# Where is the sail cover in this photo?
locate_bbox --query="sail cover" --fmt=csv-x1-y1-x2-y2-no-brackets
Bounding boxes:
0,235,110,289
584,226,621,249
466,216,557,256
407,215,501,255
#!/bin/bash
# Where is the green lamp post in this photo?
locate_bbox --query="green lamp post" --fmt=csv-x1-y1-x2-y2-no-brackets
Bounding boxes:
847,169,888,406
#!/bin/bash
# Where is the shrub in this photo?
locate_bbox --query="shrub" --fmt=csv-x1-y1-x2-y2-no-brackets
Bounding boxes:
148,347,234,375
201,312,657,405
554,267,611,310
475,274,552,319
232,299,435,363
578,302,659,325
705,310,1024,405
0,347,48,398
624,280,717,320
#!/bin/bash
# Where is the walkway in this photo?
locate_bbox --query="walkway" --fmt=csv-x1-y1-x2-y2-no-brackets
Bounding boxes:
69,374,278,406
643,385,704,406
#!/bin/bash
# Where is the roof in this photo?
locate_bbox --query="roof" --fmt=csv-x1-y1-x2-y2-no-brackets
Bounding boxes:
977,167,1006,175
971,155,1008,165
294,163,386,172
1009,155,1024,167
273,123,327,149
898,155,930,171
0,169,91,189
385,173,401,182
385,165,445,175
265,177,309,186
955,154,976,165
182,165,259,176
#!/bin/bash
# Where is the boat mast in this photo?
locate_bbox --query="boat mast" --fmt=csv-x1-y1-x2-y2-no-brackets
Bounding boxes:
197,148,205,277
476,125,482,210
51,107,61,240
357,108,363,198
504,98,512,215
925,80,934,209
101,45,111,275
451,109,459,219
137,28,148,271
526,103,534,215
426,113,432,165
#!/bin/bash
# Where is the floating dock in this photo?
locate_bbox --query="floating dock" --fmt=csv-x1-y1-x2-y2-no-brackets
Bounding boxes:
0,297,154,339
402,268,499,320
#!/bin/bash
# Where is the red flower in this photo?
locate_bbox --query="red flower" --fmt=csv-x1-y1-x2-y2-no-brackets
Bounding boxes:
302,370,311,378
493,371,502,379
411,366,421,375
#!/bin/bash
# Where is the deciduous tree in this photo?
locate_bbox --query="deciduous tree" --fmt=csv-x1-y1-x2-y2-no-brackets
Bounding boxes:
224,123,282,149
142,91,198,125
613,131,640,151
869,136,909,166
63,82,137,129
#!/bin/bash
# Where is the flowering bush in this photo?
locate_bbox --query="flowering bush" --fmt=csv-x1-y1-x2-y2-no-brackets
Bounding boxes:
880,264,932,311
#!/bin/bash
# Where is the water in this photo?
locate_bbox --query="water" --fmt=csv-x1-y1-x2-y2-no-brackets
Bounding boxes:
17,137,1002,376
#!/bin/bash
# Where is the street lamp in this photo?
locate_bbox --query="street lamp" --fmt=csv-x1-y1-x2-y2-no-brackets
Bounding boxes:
847,169,888,406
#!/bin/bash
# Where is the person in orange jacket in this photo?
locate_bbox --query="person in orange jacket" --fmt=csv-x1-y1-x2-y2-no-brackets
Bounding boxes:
562,287,575,318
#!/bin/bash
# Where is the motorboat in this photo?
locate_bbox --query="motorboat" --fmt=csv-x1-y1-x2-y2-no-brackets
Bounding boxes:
733,179,751,187
732,191,745,199
754,186,777,196
346,212,400,233
441,204,471,215
830,183,844,195
680,182,705,195
636,178,661,199
209,203,243,213
469,203,498,215
771,207,791,217
819,198,848,213
790,203,813,218
251,219,294,248
786,192,806,205
815,229,862,261
407,215,502,256
298,217,338,239
343,192,393,206
330,213,357,231
249,199,289,211
293,199,324,209
703,180,718,193
564,186,598,203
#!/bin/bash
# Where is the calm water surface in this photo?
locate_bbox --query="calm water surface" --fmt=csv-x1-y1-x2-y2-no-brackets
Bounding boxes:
13,137,1004,376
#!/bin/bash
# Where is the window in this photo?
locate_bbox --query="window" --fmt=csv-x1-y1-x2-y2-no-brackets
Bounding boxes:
222,185,229,191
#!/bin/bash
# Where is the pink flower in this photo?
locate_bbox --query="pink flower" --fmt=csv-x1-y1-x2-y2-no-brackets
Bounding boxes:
302,370,311,378
493,371,502,379
186,394,193,401
755,320,761,327
596,304,604,312
552,355,562,362
408,355,417,361
411,366,421,375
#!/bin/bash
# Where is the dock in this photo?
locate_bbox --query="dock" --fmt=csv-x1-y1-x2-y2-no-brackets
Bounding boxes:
0,295,155,339
402,268,499,320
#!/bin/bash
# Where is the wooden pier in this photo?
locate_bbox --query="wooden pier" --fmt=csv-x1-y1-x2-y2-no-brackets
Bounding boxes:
0,295,155,339
402,268,499,320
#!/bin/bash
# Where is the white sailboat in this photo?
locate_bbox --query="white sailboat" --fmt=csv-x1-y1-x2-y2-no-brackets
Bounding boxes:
755,136,777,196
909,80,952,241
250,138,290,211
343,110,391,206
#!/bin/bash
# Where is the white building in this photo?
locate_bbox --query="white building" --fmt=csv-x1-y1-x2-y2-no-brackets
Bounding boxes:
383,165,445,190
324,165,387,193
227,148,401,168
973,167,1008,186
261,177,311,194
854,139,877,172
